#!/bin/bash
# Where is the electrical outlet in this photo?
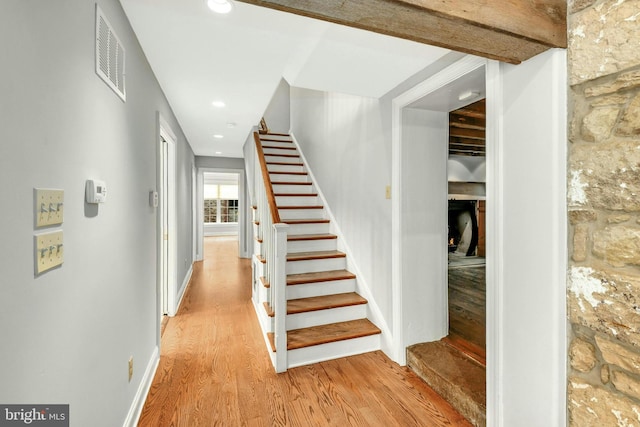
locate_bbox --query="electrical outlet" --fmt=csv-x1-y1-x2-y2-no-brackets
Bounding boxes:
34,230,64,275
34,188,64,227
128,357,133,382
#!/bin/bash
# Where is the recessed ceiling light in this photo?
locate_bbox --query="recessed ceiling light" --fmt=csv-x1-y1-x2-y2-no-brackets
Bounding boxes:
207,0,233,14
458,91,480,102
213,134,224,139
215,151,222,154
211,100,225,108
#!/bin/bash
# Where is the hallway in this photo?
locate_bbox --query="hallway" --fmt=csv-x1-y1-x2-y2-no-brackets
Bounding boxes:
139,237,471,426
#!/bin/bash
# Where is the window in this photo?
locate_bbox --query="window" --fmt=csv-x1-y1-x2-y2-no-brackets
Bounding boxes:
204,184,238,223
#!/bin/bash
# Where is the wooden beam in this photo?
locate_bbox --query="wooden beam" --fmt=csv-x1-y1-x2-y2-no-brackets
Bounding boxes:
235,0,566,64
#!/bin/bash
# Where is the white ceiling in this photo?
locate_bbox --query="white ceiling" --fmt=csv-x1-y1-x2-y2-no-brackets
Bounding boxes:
119,0,451,157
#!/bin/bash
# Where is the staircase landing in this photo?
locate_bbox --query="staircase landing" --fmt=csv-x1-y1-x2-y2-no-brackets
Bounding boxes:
407,339,486,427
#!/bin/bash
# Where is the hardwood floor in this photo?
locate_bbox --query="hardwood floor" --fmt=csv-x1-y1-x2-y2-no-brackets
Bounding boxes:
139,237,471,426
448,264,486,355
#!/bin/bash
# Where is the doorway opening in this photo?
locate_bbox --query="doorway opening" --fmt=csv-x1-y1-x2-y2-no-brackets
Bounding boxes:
391,56,487,425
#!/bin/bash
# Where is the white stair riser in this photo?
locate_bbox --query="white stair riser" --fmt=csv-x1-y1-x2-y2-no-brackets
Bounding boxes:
286,222,330,235
267,164,305,173
286,278,357,299
253,239,262,255
269,173,309,183
263,148,298,156
286,238,337,253
286,304,367,331
276,195,318,206
287,334,381,369
264,155,301,163
272,184,315,194
260,140,293,147
279,209,325,221
286,257,346,275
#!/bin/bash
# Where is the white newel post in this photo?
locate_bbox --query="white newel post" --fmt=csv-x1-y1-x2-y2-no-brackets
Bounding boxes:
273,223,289,373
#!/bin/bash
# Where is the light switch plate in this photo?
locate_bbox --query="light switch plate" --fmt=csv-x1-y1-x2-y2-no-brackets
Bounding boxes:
35,230,64,275
35,188,64,227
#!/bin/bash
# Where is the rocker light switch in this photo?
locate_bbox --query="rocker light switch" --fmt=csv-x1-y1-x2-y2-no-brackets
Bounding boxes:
35,230,64,275
35,188,64,227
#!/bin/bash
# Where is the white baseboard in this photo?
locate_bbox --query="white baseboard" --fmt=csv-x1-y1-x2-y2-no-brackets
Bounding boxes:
173,264,193,316
123,345,159,427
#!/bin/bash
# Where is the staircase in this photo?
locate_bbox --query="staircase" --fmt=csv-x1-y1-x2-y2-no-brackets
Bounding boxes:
251,131,381,371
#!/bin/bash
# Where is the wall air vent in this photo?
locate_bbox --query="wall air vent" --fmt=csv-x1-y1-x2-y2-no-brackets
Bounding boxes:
95,5,126,101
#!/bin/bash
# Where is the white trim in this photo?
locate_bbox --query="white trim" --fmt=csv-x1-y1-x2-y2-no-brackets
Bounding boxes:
122,346,159,427
391,55,487,364
289,133,391,353
175,264,193,315
158,114,178,317
484,59,504,426
196,168,249,259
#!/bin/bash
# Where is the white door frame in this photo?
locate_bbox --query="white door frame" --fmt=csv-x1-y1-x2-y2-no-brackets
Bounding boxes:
391,52,567,426
157,114,178,322
391,55,486,364
196,167,248,260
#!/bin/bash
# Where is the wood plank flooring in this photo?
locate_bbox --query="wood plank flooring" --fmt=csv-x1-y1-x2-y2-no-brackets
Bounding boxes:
138,237,471,427
448,265,486,355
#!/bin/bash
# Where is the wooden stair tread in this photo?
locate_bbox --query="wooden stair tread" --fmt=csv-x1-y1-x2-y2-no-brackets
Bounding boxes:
287,250,345,261
260,138,293,142
271,181,312,186
269,171,308,175
287,319,381,350
264,153,300,158
274,193,318,197
267,332,276,352
260,276,269,288
288,292,367,314
267,162,303,166
257,255,266,264
283,219,330,224
287,234,337,242
263,302,274,317
262,145,297,150
278,205,324,210
287,269,356,285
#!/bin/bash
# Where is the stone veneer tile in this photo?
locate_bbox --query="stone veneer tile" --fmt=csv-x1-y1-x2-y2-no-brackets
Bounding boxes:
616,93,640,136
570,338,597,372
569,267,640,347
569,377,640,425
570,139,640,211
612,370,640,401
596,335,640,375
593,226,640,267
585,70,640,98
581,106,620,141
569,0,640,85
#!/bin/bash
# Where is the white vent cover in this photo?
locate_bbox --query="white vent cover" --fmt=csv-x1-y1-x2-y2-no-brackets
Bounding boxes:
95,5,126,101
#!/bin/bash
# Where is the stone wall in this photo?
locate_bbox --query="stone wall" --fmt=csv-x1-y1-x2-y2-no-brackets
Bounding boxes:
568,0,640,424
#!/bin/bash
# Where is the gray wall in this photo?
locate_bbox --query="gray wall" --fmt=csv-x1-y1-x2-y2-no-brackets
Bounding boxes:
195,155,245,170
263,78,291,133
0,1,194,426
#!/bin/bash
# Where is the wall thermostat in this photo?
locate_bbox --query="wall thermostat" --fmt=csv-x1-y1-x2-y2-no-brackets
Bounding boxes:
86,179,107,204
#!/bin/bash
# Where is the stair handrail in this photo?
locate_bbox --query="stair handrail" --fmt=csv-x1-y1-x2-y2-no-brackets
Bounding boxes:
254,132,280,224
253,130,288,372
